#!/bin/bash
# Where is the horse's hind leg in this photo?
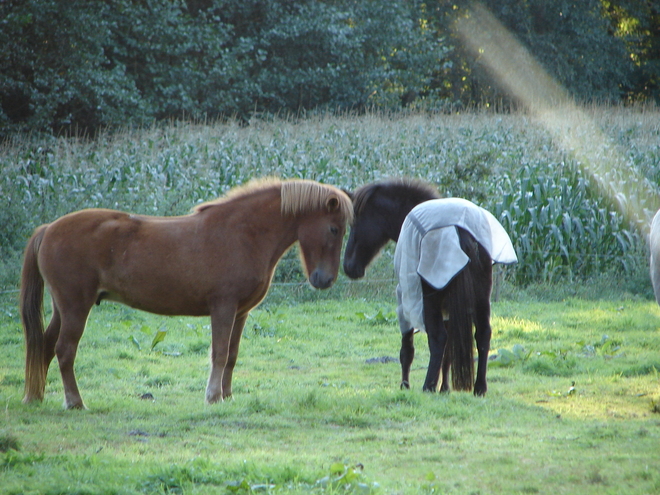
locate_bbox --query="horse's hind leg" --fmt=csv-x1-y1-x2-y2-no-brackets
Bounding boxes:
439,351,451,393
473,301,491,396
221,313,248,400
400,329,415,389
43,301,61,374
473,255,493,396
55,303,93,409
421,280,447,392
423,319,447,392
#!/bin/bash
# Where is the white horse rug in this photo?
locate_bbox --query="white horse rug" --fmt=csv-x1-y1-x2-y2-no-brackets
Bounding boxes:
394,198,518,333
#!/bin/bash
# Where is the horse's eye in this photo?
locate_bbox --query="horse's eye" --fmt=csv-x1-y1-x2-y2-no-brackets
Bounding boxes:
330,226,339,236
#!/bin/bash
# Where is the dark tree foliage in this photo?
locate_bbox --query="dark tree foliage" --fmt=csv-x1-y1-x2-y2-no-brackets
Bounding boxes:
0,0,145,135
0,0,445,136
0,0,658,136
427,0,644,107
601,0,660,101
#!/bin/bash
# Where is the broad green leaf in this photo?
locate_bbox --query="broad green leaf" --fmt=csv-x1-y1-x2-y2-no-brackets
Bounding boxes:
151,330,168,351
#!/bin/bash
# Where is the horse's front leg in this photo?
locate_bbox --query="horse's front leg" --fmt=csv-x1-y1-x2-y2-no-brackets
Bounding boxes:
399,329,415,389
206,302,238,404
220,313,248,400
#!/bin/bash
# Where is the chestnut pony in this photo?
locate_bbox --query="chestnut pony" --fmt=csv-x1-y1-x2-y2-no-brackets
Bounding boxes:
20,178,352,409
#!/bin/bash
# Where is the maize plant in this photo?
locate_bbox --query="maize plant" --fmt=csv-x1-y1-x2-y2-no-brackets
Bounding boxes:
492,162,644,285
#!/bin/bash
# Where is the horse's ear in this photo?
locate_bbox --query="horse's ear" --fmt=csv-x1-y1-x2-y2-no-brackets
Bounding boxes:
341,188,353,201
326,195,340,212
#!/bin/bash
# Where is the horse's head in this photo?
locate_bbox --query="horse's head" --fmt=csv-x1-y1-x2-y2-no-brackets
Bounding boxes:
297,192,352,289
342,185,392,279
343,179,439,279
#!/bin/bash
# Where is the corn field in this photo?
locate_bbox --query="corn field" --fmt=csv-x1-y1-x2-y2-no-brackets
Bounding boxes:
1,107,659,293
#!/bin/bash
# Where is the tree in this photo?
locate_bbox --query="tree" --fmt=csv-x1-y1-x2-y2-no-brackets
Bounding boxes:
0,0,448,136
426,0,637,107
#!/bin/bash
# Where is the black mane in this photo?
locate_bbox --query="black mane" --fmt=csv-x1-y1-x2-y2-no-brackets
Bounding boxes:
352,178,440,215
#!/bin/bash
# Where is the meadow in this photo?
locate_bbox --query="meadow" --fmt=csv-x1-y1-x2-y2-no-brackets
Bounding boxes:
1,108,660,494
1,290,659,494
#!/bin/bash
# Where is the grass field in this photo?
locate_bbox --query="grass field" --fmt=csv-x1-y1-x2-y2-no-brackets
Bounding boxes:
1,284,659,494
2,108,660,493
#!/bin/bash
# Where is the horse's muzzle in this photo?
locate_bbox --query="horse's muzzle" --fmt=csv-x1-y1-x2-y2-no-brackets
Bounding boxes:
309,269,335,289
342,258,365,279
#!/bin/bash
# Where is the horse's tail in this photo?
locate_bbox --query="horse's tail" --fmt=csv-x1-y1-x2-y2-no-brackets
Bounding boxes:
446,230,479,391
20,225,48,403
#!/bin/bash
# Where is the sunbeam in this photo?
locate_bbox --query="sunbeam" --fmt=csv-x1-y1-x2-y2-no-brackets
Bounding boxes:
455,3,660,234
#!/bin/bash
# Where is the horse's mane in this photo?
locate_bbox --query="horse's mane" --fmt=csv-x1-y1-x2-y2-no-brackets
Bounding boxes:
281,179,353,222
352,178,440,215
194,178,353,222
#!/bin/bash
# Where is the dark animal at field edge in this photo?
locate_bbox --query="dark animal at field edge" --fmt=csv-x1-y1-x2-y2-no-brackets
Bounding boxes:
20,178,353,409
343,179,516,396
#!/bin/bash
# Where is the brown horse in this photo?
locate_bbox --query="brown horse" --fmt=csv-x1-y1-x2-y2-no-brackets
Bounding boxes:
20,178,352,409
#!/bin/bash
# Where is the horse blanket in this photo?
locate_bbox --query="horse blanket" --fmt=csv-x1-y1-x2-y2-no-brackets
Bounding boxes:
394,198,517,333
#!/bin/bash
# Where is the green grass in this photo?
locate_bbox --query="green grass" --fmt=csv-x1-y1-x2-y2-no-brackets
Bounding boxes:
1,289,659,494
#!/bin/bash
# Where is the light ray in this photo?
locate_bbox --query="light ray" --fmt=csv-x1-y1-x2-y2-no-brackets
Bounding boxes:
455,3,660,233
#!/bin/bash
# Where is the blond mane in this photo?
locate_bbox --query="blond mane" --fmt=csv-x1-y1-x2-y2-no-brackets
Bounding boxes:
281,180,353,222
194,178,353,222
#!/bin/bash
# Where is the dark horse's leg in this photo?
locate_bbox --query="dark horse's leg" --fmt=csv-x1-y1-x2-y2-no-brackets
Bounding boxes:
421,279,448,392
400,329,415,389
440,348,451,393
472,244,493,396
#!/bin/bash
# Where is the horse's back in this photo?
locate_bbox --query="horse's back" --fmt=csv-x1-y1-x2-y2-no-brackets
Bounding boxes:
36,208,214,315
39,208,142,271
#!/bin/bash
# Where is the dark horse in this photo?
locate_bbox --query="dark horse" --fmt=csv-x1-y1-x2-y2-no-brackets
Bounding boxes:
20,178,353,409
344,179,515,396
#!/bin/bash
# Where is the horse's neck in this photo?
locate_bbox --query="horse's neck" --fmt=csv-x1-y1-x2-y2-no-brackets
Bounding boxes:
203,192,299,265
390,194,436,242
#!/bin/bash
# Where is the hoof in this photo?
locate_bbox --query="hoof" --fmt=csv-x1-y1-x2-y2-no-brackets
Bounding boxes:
400,380,410,390
474,386,487,397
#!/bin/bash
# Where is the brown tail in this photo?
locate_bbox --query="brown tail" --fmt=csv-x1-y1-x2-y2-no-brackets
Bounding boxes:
446,230,479,391
20,225,48,403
